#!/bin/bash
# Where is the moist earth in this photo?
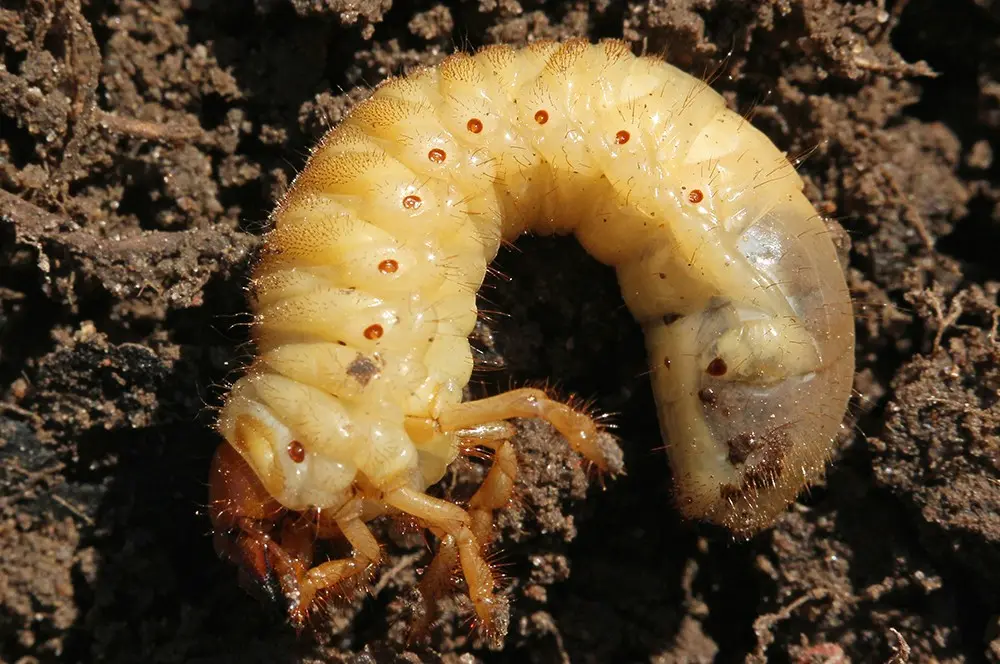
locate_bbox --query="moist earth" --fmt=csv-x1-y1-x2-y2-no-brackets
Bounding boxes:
2,0,999,662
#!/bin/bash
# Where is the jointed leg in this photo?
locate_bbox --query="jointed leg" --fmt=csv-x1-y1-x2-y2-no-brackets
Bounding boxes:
396,389,610,641
444,388,607,544
287,499,381,626
384,486,510,644
408,534,460,641
400,390,607,641
437,388,609,471
455,421,518,449
406,438,518,642
467,440,518,544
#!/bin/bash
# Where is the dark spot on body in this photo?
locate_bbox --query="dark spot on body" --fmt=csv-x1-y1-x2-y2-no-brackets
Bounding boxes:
698,387,717,404
719,483,743,503
707,357,728,376
662,312,681,325
727,432,758,465
743,428,792,487
346,353,381,386
717,428,795,507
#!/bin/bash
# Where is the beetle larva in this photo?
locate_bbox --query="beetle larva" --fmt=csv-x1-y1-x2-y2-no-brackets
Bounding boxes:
208,38,855,642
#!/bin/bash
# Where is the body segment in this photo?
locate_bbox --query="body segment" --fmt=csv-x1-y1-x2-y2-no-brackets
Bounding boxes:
210,38,855,640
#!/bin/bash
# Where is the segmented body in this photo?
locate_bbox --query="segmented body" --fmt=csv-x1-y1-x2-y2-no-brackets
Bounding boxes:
210,38,855,637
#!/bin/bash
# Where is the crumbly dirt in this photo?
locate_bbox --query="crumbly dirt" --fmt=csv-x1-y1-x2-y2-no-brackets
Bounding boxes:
1,0,999,661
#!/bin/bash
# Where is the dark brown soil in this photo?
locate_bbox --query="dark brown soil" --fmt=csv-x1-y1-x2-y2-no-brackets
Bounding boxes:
2,0,999,662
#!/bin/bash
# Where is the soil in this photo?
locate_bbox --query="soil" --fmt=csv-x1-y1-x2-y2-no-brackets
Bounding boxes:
1,0,999,662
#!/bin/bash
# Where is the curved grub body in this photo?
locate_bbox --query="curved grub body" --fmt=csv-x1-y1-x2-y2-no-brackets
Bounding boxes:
210,38,855,638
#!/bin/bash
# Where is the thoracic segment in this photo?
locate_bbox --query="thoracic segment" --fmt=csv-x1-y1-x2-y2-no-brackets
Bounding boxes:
212,38,855,642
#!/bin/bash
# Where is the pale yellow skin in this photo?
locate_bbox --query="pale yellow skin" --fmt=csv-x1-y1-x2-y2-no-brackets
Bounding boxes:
218,39,855,545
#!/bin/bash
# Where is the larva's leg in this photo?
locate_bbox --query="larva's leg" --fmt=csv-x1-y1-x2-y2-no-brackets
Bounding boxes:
456,421,519,539
276,515,316,569
466,440,518,544
438,388,609,471
286,501,382,626
407,440,517,642
455,421,518,448
383,486,510,644
407,534,460,642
